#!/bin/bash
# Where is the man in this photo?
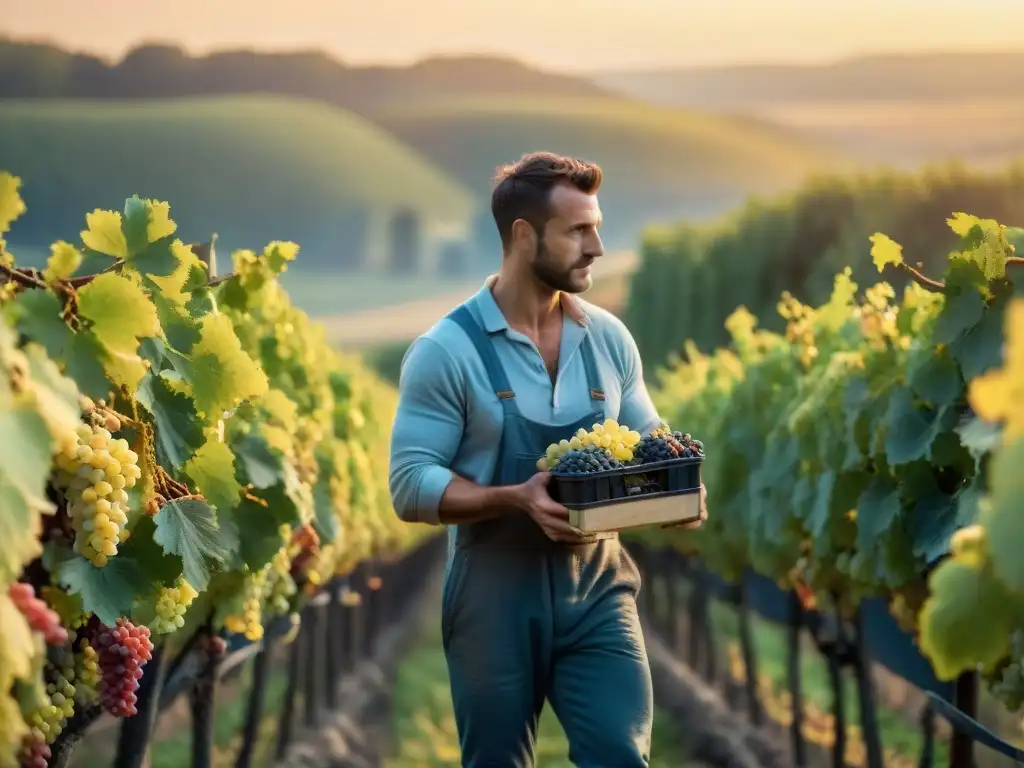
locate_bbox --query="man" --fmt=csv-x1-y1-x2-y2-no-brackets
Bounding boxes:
388,152,706,767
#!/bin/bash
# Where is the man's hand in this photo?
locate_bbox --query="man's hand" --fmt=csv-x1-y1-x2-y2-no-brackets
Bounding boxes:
662,483,708,530
509,472,589,543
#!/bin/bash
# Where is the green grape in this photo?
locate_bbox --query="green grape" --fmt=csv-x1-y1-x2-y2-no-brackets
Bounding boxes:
53,422,141,567
152,576,199,635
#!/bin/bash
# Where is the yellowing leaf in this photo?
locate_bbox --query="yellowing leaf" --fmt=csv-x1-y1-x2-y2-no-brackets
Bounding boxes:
264,240,299,275
77,273,160,357
919,557,1014,680
80,209,127,259
0,172,27,235
42,241,83,283
187,313,268,419
869,233,904,273
968,299,1024,438
0,592,37,682
947,212,984,237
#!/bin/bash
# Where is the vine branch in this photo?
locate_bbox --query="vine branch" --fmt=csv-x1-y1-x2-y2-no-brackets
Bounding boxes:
895,255,1024,294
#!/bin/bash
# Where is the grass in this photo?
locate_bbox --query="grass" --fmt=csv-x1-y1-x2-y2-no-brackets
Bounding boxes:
385,612,690,767
370,95,847,248
0,96,473,266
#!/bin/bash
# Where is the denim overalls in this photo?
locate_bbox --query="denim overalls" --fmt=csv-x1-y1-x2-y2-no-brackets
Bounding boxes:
441,305,652,768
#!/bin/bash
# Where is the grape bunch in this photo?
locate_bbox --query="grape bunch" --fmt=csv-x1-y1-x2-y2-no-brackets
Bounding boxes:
53,422,143,567
24,662,77,746
551,445,624,475
96,618,154,718
224,567,269,641
632,426,705,464
151,576,199,635
542,419,642,469
17,730,49,768
9,583,69,646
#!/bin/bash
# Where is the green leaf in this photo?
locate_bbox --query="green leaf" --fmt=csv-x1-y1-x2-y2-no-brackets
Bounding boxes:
908,349,962,408
11,290,113,399
135,371,204,468
0,402,56,581
855,476,901,553
184,438,241,514
184,313,268,419
56,556,142,625
117,516,184,587
77,273,160,357
956,417,1003,465
122,197,177,258
80,209,127,259
919,557,1015,680
228,496,290,571
234,432,283,489
909,493,960,565
13,290,73,359
981,439,1024,592
934,285,985,346
152,498,232,591
312,477,339,544
884,391,957,466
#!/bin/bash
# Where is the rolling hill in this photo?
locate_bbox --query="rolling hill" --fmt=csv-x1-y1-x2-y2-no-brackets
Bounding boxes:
595,52,1024,167
370,96,846,249
0,95,474,268
0,37,612,107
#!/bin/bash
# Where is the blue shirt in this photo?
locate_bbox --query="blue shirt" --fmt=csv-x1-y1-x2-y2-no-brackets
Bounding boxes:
388,282,662,525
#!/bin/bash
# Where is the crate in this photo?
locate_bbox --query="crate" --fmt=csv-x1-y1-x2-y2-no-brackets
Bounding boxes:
549,457,704,534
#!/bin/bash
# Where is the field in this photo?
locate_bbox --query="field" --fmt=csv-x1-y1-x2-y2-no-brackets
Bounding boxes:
0,96,473,264
746,98,1024,167
371,95,846,248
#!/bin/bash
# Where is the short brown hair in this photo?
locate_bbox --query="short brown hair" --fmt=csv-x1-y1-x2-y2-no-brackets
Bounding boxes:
490,152,602,249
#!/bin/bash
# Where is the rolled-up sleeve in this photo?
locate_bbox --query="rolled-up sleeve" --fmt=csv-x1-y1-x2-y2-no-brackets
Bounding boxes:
388,337,465,525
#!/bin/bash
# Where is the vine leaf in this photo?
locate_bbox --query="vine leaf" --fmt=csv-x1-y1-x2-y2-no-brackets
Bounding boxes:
869,233,904,272
0,172,27,234
184,438,241,514
42,241,82,283
0,403,56,582
56,556,142,626
919,557,1014,681
77,273,160,358
152,498,232,591
184,313,268,420
981,440,1024,592
80,209,128,259
235,432,283,489
135,371,204,469
122,197,176,259
0,592,36,681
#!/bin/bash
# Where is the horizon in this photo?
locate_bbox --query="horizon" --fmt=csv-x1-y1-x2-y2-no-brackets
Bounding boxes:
4,0,1024,73
7,31,1024,75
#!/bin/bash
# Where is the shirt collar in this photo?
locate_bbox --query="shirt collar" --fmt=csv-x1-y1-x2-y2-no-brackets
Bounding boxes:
471,274,590,334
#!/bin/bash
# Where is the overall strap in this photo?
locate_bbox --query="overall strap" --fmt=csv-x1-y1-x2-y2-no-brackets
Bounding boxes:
580,331,606,405
448,305,519,415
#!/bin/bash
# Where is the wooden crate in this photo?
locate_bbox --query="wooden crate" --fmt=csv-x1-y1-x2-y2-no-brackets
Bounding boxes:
569,490,702,534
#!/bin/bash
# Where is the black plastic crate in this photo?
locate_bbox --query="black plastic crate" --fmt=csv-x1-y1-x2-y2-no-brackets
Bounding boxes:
549,456,704,510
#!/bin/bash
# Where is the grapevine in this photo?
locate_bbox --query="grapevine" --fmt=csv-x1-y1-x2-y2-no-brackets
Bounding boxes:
646,209,1023,708
0,170,424,766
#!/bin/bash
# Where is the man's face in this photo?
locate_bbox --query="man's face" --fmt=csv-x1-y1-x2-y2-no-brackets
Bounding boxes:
528,183,604,294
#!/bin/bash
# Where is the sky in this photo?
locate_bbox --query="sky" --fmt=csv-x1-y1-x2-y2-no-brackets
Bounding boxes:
4,0,1024,72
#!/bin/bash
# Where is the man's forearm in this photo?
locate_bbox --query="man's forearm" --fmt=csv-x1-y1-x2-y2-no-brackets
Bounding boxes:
437,475,523,525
